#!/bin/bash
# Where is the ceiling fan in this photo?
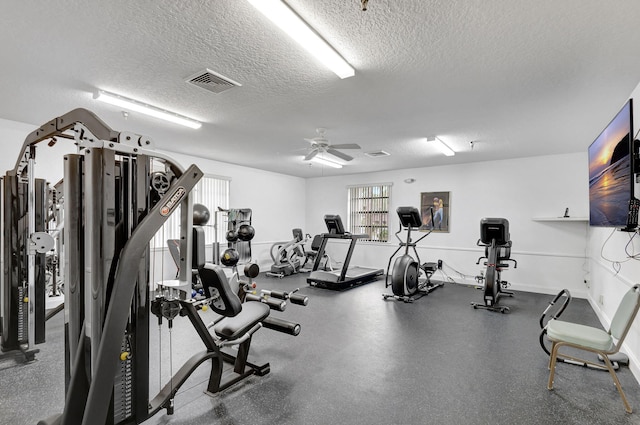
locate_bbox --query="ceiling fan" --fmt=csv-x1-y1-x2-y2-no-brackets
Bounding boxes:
303,128,361,162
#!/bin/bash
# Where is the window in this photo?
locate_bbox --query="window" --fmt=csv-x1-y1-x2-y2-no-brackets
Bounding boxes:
347,183,391,242
152,174,230,247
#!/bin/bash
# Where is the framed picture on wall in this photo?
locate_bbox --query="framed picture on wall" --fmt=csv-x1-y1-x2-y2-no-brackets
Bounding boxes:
420,191,450,232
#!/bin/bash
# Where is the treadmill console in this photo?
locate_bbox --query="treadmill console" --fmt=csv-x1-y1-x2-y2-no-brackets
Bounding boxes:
324,214,346,235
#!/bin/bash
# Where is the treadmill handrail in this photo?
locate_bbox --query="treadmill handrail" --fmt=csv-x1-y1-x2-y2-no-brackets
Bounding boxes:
311,233,370,282
320,232,369,240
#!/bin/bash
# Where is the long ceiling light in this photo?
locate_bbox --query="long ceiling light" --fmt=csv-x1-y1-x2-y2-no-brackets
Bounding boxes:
246,0,355,79
427,137,456,156
94,90,202,129
309,156,343,168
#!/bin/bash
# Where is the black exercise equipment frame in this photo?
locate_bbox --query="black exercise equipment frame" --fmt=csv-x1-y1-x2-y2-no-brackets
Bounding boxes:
382,206,443,302
1,174,47,361
471,218,517,313
306,232,383,290
14,109,272,425
147,296,269,417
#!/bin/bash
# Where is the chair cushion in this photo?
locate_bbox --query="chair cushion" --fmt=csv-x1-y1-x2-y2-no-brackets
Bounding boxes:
198,264,242,317
214,301,270,341
546,319,614,352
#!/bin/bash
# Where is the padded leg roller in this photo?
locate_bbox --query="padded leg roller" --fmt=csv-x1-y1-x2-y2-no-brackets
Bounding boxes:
261,316,301,336
245,293,287,311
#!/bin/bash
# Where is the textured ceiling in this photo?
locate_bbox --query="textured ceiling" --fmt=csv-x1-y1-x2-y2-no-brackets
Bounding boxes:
2,0,640,177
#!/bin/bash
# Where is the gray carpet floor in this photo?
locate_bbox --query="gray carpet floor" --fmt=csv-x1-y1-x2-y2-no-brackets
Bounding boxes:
1,273,640,425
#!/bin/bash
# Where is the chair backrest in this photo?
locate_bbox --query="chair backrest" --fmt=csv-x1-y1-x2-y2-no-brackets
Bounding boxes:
192,226,206,269
198,263,243,317
610,284,640,342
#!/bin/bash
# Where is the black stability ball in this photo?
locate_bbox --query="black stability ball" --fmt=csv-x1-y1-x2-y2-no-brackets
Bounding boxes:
220,248,239,267
193,203,210,226
226,230,239,242
237,224,255,241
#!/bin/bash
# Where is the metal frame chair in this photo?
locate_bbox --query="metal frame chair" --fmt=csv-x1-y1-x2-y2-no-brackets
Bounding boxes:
546,284,640,413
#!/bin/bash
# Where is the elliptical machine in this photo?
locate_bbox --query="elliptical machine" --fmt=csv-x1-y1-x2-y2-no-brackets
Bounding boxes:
471,218,517,313
382,206,444,302
266,228,309,278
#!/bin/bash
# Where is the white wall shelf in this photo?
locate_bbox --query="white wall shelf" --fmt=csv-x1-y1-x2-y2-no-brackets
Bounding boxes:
532,217,588,222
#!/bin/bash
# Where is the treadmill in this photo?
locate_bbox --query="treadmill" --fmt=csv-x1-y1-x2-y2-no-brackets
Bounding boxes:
307,214,383,290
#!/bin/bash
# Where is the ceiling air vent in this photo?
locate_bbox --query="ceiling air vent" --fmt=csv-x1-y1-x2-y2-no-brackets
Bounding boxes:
365,150,390,158
186,69,241,94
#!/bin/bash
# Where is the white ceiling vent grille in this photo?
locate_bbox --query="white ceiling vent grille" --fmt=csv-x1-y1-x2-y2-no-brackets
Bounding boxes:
365,150,390,157
186,69,241,94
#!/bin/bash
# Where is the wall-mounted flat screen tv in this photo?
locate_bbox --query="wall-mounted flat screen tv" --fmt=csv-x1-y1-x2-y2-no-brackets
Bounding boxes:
588,99,634,227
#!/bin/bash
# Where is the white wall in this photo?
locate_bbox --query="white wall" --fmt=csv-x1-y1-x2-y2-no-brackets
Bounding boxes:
585,81,640,382
306,152,590,296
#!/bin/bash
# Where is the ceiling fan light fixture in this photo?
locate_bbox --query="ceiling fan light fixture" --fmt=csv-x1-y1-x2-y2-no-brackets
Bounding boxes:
308,156,343,169
426,137,455,156
94,90,202,129
247,0,355,79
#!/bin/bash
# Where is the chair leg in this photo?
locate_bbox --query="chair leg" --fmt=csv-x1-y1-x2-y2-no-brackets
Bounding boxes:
601,354,632,414
548,341,559,390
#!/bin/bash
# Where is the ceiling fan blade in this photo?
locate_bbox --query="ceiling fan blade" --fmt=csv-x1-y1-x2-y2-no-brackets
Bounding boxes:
329,143,361,150
304,149,319,161
327,148,353,162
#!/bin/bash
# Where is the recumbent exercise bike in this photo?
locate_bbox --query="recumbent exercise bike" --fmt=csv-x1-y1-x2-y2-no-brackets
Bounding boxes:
471,218,517,313
382,206,444,302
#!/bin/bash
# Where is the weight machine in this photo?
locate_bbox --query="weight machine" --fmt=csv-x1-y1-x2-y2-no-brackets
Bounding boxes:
166,211,307,338
4,109,272,425
0,156,50,361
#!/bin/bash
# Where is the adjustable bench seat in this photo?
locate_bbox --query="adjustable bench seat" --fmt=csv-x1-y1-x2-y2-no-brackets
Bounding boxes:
214,301,270,340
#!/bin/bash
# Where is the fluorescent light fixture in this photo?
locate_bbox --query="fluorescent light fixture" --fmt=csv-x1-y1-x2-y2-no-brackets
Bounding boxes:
247,0,355,79
427,137,455,156
309,156,343,168
94,90,202,129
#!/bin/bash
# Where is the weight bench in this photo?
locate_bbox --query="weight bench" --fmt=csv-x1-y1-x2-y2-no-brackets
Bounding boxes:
149,263,271,416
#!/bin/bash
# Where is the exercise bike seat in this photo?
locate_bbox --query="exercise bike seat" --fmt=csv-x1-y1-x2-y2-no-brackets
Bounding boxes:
214,301,270,340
